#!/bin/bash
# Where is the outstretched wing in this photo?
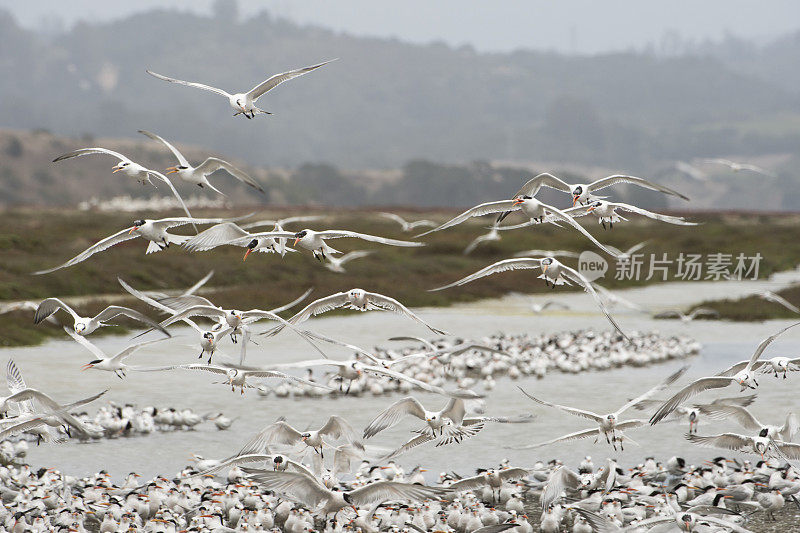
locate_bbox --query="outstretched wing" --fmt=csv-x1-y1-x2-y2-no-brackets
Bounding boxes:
363,397,427,438
610,202,698,225
247,60,336,99
364,291,448,335
517,386,602,422
138,130,190,167
52,147,129,163
541,466,583,510
614,365,688,418
415,200,518,237
195,158,264,192
685,432,752,453
431,258,544,292
650,377,736,425
93,306,170,337
587,174,689,201
34,298,80,323
348,480,450,507
316,230,423,247
559,265,629,341
696,404,762,432
33,228,138,274
512,172,573,198
146,70,231,97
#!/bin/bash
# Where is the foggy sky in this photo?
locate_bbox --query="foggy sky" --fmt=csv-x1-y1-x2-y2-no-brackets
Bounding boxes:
3,0,799,54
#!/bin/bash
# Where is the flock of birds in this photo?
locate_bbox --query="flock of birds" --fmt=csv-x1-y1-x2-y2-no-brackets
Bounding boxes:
2,57,799,532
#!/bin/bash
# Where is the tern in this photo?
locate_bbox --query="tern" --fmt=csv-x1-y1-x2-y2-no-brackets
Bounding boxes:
266,288,448,336
240,215,325,230
463,226,501,255
285,228,423,261
417,196,622,259
650,322,800,425
364,396,472,439
132,363,329,395
759,355,800,378
509,172,689,207
380,212,437,232
540,459,619,510
653,308,720,323
188,452,315,478
33,298,169,337
686,431,800,461
63,327,169,378
432,257,628,340
449,468,529,502
578,200,698,230
237,416,362,459
183,222,298,258
694,404,798,441
515,366,686,450
528,300,570,314
759,290,799,314
33,216,234,274
139,130,263,194
146,60,336,118
512,249,579,259
572,507,752,533
702,158,776,177
52,146,194,219
246,469,449,523
324,250,373,273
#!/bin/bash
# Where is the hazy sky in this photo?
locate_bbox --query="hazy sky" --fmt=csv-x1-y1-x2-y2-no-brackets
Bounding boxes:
3,0,799,54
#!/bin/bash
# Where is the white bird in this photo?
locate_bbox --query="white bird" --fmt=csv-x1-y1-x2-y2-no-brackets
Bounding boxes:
33,216,233,274
139,130,264,194
132,363,329,395
240,215,325,230
283,228,423,261
189,452,315,478
512,249,579,259
529,300,570,314
516,366,686,450
653,308,720,323
0,301,59,324
694,404,798,441
702,158,776,177
380,212,437,232
759,290,799,314
324,250,373,273
431,257,627,340
675,161,708,182
759,355,800,379
63,327,169,378
449,468,529,502
267,288,448,336
463,226,501,255
245,469,449,521
52,146,194,219
686,431,800,460
182,222,298,259
146,60,336,119
33,298,169,337
510,172,689,206
579,200,698,230
237,416,361,458
417,196,622,259
572,507,751,533
650,321,800,425
363,396,470,439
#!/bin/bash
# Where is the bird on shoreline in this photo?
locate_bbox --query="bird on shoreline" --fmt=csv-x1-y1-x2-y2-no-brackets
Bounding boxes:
147,60,336,118
138,130,264,194
33,298,169,337
52,146,194,219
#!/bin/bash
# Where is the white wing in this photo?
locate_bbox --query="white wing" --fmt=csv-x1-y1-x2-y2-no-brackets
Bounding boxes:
33,228,138,274
362,364,482,399
146,171,194,221
416,200,518,237
146,70,231,97
348,479,450,507
760,291,800,314
559,265,629,340
650,377,737,425
431,258,544,291
117,278,204,334
52,147,129,163
268,288,314,314
686,432,753,453
138,130,190,167
315,230,423,247
238,421,305,455
379,212,408,225
63,327,106,359
744,321,800,373
614,365,688,418
338,250,373,265
34,298,80,323
695,405,763,432
609,202,698,225
245,470,331,508
161,305,226,327
587,174,689,201
284,292,351,327
510,427,602,450
364,291,448,335
318,415,359,444
182,222,256,251
540,466,583,510
517,386,602,422
195,158,264,192
513,172,573,198
92,306,170,336
363,397,427,438
543,202,624,258
247,60,336,100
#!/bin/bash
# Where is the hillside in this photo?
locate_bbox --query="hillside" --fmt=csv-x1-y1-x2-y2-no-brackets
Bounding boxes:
0,6,798,177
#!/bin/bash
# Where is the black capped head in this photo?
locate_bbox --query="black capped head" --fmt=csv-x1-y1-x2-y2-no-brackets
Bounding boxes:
294,230,307,239
247,239,258,249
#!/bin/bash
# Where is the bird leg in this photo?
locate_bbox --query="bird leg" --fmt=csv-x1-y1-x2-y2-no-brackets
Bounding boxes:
345,380,353,395
601,220,606,230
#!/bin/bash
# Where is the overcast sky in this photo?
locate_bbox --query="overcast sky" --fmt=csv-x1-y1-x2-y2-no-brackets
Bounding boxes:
3,0,799,54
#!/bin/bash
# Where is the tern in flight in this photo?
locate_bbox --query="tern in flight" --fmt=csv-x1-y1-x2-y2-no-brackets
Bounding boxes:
139,130,264,194
33,298,169,337
53,147,194,219
146,59,336,118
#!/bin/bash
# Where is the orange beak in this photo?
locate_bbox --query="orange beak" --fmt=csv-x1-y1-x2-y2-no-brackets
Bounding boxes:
112,165,123,173
587,206,596,213
81,363,94,371
243,248,253,261
572,195,579,206
512,198,524,206
293,238,300,246
129,226,139,234
166,166,178,175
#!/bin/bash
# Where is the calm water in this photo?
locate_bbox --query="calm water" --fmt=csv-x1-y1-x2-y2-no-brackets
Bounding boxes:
6,277,800,481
